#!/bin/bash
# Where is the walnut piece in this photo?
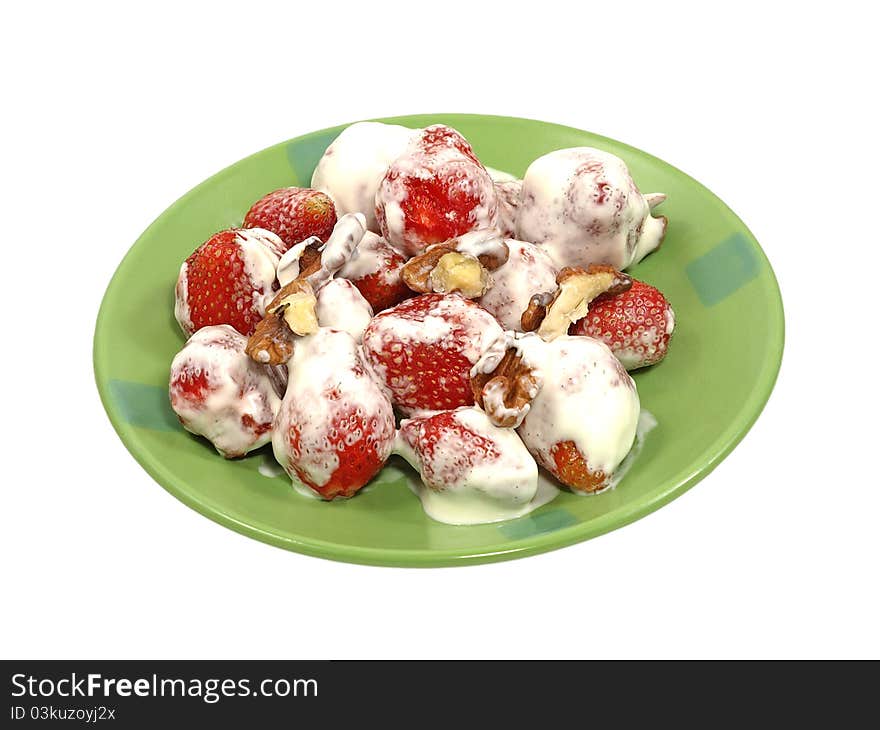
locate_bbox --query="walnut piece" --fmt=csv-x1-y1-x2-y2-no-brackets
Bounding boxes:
244,215,367,365
401,233,509,298
471,339,542,428
245,279,318,365
522,265,632,341
273,279,319,336
429,252,489,297
246,312,296,365
520,291,555,332
401,244,456,293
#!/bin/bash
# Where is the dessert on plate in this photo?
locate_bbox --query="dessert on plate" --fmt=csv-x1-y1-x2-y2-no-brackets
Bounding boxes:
167,121,676,524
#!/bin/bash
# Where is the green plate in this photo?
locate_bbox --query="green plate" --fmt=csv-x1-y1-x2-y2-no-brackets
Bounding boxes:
94,114,784,567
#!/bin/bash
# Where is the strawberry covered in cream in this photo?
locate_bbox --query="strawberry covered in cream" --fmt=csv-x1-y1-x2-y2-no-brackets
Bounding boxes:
493,178,522,238
361,293,504,415
169,325,282,458
473,331,640,493
338,231,412,313
174,228,285,337
395,407,544,525
272,328,396,499
477,237,558,331
516,147,667,271
374,125,498,256
311,122,418,232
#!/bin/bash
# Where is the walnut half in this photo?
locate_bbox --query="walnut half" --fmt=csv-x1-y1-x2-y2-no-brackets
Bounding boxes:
430,252,489,297
521,265,632,341
470,334,543,428
401,232,510,299
246,279,318,365
245,214,367,366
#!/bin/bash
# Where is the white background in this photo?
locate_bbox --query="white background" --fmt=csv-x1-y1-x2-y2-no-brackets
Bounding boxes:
2,1,877,659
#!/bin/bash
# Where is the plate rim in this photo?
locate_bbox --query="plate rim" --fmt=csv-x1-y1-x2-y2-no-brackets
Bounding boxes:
93,113,785,567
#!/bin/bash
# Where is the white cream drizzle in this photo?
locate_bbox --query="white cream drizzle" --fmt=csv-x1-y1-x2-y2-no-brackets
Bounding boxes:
338,231,397,284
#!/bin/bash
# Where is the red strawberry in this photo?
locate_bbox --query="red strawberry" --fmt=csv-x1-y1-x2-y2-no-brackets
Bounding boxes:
396,407,539,522
362,293,504,415
399,409,501,489
374,127,498,256
510,334,640,494
174,228,284,337
338,231,412,312
243,187,337,251
549,441,609,493
418,124,482,165
570,279,675,370
169,325,281,458
272,329,396,499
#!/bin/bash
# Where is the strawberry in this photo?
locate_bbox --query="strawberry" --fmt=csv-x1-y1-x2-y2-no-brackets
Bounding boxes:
362,293,504,415
338,231,412,312
548,441,609,493
418,124,482,165
477,238,558,331
396,407,539,522
174,228,284,337
494,178,522,238
272,329,396,499
517,335,640,493
399,409,501,489
243,187,337,251
478,332,641,494
569,279,675,370
374,126,498,257
169,325,281,458
398,407,533,489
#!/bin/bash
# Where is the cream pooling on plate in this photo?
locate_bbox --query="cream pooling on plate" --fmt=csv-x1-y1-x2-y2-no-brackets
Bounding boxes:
311,122,418,233
516,147,667,271
395,406,557,525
